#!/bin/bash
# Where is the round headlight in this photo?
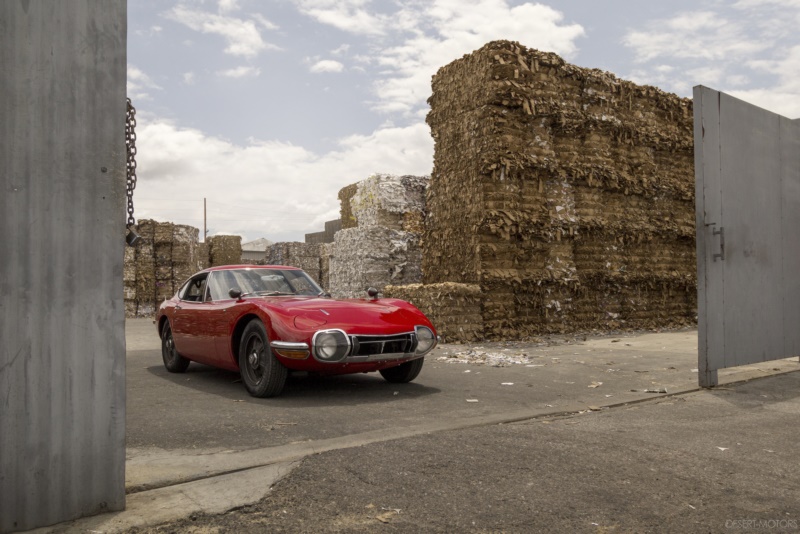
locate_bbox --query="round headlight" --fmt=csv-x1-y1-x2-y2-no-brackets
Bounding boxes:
415,326,436,355
313,330,349,362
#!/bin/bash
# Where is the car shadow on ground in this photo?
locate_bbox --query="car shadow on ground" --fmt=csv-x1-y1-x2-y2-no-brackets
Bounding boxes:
145,363,441,407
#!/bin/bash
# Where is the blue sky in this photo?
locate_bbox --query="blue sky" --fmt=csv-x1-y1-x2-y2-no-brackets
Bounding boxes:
128,0,800,243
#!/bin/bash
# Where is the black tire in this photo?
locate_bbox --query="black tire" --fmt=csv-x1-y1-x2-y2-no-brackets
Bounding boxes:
239,320,287,398
161,321,190,373
379,358,424,383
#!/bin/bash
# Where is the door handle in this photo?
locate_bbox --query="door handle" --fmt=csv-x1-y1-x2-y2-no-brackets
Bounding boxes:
705,223,725,261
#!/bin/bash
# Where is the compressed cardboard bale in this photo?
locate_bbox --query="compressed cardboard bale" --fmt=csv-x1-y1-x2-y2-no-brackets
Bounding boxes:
123,282,136,301
153,222,174,244
123,247,136,283
384,282,484,343
267,242,322,284
319,242,334,292
350,174,428,230
197,242,209,270
208,235,242,267
423,39,696,339
338,183,358,229
329,227,421,299
124,300,138,318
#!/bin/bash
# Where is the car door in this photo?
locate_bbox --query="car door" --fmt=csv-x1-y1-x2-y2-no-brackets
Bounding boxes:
204,270,243,370
171,273,218,364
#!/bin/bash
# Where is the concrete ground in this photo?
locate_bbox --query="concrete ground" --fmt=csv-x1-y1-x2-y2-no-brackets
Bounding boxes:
28,319,800,533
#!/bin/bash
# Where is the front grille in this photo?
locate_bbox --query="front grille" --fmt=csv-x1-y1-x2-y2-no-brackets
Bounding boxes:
350,333,415,357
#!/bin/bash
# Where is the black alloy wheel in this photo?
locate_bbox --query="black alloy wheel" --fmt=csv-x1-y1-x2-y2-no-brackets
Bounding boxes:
238,320,288,398
379,357,424,383
161,321,190,373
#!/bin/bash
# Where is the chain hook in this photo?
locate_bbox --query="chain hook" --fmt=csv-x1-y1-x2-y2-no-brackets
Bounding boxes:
126,98,139,246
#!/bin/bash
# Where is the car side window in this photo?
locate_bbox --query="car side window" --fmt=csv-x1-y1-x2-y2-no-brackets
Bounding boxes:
179,274,208,302
207,271,238,301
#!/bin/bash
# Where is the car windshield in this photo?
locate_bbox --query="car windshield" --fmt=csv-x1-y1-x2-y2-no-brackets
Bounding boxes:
207,268,323,301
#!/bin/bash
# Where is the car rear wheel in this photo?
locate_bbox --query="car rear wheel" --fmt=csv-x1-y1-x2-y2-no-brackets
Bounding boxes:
379,358,424,383
239,320,288,398
161,321,190,373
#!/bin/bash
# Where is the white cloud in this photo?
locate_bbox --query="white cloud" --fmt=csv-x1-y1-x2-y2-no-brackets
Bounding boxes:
310,60,345,73
331,44,351,56
135,25,163,37
294,0,389,36
621,4,800,117
183,72,196,85
217,65,261,78
218,0,239,13
164,3,280,58
134,116,433,242
127,65,161,100
298,0,584,116
623,11,770,63
730,45,800,117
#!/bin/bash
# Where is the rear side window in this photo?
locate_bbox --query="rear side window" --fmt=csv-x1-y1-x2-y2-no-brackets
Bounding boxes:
179,274,208,302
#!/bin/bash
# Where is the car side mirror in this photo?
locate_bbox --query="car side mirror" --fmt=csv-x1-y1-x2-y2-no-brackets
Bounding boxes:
366,287,379,300
229,288,242,299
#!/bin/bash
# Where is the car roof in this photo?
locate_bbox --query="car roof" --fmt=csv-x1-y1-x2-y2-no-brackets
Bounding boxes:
204,264,301,272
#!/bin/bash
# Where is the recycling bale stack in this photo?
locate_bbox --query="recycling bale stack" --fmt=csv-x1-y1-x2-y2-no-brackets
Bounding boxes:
154,222,174,303
131,219,156,317
172,224,201,286
123,219,208,318
384,283,484,342
207,235,242,267
267,242,322,285
329,174,428,299
319,243,334,291
423,40,696,338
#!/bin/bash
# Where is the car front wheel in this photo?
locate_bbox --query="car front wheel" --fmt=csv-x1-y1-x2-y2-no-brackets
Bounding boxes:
239,320,288,398
379,358,424,383
161,321,190,373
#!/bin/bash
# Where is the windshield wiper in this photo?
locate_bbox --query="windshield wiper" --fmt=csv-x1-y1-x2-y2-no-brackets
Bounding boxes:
258,291,295,296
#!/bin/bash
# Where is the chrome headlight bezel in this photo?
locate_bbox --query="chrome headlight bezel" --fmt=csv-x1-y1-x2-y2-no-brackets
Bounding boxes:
311,329,350,362
414,325,437,356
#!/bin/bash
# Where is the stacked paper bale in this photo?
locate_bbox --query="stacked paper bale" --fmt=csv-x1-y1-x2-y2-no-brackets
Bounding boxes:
207,235,242,267
329,174,428,299
123,246,137,317
384,283,483,342
338,184,358,229
267,242,322,285
319,243,334,291
132,219,156,317
423,40,695,338
172,224,200,286
154,222,174,303
123,219,206,318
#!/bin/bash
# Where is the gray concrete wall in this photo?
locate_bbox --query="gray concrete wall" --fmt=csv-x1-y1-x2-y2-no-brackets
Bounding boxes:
694,86,800,386
0,1,127,531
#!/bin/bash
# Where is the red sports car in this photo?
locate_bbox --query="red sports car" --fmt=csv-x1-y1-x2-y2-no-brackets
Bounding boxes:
156,265,437,397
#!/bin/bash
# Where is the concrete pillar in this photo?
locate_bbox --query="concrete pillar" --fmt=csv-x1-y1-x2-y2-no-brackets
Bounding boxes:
0,1,127,531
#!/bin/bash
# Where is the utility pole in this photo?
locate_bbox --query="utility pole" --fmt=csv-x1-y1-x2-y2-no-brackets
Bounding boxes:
203,197,207,242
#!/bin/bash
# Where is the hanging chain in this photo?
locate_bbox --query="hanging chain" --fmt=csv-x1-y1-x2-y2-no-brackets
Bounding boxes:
125,98,138,228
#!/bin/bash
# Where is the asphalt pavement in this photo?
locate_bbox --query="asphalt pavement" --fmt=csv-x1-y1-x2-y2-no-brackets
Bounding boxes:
27,319,800,533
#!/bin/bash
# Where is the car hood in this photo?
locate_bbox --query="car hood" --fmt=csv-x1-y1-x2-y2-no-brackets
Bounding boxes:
256,297,426,334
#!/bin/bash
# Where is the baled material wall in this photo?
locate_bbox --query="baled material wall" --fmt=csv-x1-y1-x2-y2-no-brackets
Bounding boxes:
0,1,127,530
424,41,696,338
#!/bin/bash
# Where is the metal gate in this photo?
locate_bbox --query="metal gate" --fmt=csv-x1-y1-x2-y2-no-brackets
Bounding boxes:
694,86,800,387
